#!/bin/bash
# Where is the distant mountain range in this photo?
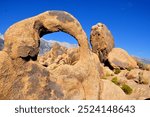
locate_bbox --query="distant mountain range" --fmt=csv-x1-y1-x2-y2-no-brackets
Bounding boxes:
39,38,77,55
0,34,4,50
133,56,150,65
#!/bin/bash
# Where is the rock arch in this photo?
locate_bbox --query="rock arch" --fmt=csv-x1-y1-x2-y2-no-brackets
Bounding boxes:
0,11,103,100
4,11,89,61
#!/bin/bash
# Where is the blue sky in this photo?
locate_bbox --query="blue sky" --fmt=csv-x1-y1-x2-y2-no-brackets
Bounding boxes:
0,0,150,58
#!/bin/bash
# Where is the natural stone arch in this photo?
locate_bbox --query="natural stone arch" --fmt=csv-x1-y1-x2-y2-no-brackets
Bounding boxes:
4,11,89,61
1,11,103,100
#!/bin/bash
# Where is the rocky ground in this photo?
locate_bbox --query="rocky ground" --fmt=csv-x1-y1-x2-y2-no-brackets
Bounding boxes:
38,22,150,100
38,35,150,100
0,11,150,100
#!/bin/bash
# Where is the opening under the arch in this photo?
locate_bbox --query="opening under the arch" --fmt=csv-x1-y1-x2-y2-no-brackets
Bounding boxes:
39,32,78,55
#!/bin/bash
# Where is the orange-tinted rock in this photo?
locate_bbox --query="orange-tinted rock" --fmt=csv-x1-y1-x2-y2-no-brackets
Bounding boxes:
139,70,150,84
126,69,141,80
4,11,89,60
108,48,138,69
146,64,150,71
0,51,16,99
127,80,150,100
90,23,114,62
100,80,128,100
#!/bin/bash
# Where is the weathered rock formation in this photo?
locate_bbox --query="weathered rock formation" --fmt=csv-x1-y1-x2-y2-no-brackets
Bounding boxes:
147,64,150,71
126,69,141,80
108,48,138,69
126,80,150,100
4,11,89,60
38,43,80,69
100,80,128,100
90,23,114,63
0,11,103,99
101,65,150,99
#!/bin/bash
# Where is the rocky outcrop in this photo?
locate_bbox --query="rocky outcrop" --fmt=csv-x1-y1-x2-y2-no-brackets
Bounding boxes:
126,69,141,80
0,11,103,100
108,48,138,69
4,11,89,60
126,69,150,84
0,51,16,99
38,43,80,69
127,80,150,100
139,70,150,84
100,65,150,100
100,80,128,100
147,64,150,71
90,23,114,63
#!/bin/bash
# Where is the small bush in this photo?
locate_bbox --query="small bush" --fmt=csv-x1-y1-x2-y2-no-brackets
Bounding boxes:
121,84,133,95
114,68,121,74
111,77,119,85
106,72,111,77
127,67,132,71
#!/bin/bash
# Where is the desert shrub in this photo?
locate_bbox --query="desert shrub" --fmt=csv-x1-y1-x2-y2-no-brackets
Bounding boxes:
121,84,133,95
106,72,111,77
101,72,111,79
127,67,132,71
114,68,121,74
111,77,119,85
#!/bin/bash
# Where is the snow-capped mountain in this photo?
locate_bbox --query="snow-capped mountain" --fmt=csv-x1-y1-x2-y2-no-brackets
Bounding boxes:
0,33,4,50
0,33,4,40
133,56,150,64
39,38,77,55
